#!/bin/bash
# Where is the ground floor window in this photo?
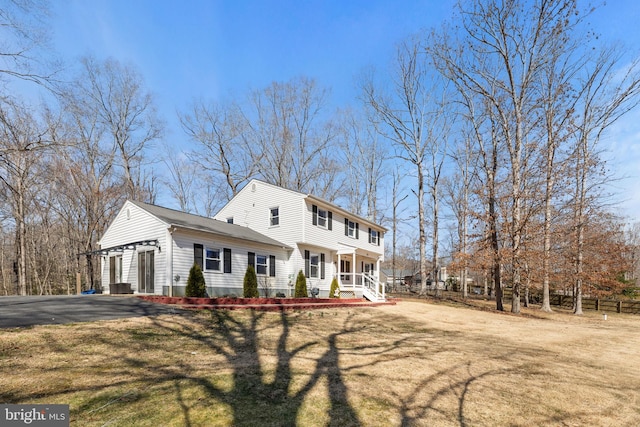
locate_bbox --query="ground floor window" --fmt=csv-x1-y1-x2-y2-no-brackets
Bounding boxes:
256,254,268,275
206,248,221,271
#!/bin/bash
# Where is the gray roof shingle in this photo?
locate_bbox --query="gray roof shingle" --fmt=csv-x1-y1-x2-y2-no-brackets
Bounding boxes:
130,200,291,249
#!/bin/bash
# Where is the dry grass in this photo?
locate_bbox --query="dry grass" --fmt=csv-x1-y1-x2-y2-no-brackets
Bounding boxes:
1,299,639,426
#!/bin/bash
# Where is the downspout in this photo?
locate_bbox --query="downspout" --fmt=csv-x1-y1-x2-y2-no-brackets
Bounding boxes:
166,227,174,297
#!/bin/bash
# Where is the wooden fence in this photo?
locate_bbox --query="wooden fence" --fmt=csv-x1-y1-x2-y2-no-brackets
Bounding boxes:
394,289,640,315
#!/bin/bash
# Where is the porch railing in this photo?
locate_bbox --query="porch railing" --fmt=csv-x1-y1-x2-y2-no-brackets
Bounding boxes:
337,272,385,302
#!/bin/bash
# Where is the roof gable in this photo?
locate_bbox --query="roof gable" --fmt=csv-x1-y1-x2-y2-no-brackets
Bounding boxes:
221,179,387,231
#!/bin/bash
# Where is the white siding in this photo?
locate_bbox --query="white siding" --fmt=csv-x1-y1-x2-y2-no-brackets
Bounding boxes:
171,228,292,297
99,201,168,295
215,180,305,249
214,180,386,297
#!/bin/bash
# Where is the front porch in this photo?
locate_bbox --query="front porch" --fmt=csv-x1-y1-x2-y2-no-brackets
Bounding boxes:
335,245,385,302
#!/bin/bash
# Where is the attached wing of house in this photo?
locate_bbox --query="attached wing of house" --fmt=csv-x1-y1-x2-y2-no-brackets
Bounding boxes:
99,200,291,297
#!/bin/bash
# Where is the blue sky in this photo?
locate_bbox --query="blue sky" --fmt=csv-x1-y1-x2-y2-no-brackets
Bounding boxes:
47,0,640,223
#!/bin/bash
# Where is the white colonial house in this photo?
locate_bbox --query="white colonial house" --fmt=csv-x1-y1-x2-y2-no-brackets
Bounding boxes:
98,180,386,300
214,179,386,300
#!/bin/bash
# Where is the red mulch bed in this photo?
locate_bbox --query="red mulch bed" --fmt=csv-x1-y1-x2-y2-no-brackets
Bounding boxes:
137,295,396,311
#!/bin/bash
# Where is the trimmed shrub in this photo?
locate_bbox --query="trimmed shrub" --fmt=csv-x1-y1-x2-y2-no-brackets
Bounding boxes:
294,270,308,297
186,263,206,297
329,277,340,298
243,265,259,298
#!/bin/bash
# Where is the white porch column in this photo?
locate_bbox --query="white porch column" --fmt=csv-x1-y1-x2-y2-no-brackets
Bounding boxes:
337,253,342,286
353,250,357,286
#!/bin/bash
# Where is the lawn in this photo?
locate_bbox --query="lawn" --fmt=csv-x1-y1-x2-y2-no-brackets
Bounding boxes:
1,299,639,426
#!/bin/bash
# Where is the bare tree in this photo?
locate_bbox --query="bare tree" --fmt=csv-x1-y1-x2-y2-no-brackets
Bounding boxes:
445,129,475,299
179,99,253,204
569,46,640,314
338,108,388,221
363,35,448,296
0,0,58,86
75,56,163,201
433,0,592,313
389,169,409,292
246,77,340,200
0,98,50,295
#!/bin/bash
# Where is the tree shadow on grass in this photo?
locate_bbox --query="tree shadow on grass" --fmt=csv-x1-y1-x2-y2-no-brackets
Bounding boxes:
146,309,365,426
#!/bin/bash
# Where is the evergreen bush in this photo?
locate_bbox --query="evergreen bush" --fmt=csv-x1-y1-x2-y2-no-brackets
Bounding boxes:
185,263,206,298
243,265,259,298
294,270,308,297
329,277,340,298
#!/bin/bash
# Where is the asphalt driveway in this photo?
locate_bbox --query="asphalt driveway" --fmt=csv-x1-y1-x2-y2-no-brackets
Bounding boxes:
0,295,184,328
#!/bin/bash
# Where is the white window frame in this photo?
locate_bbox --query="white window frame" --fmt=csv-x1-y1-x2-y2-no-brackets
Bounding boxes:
205,247,221,272
270,207,279,227
256,254,268,275
347,220,356,238
317,208,327,228
310,253,319,278
370,229,379,245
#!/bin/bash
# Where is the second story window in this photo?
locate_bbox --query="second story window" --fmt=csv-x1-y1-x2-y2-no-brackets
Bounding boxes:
317,209,327,228
270,207,279,226
312,204,332,230
344,218,359,238
369,228,379,245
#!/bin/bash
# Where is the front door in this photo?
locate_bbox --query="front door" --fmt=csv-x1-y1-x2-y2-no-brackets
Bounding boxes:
138,251,154,293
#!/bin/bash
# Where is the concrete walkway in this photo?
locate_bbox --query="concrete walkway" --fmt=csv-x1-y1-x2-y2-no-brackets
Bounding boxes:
0,295,184,328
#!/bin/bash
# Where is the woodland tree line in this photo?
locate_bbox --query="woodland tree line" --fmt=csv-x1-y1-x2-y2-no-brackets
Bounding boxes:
1,0,639,315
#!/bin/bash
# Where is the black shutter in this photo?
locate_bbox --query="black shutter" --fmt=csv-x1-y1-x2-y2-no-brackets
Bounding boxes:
304,250,310,278
269,255,276,277
328,211,332,230
248,252,255,268
378,232,382,246
224,248,232,273
194,244,203,269
368,227,372,243
344,218,348,236
355,223,359,239
312,205,318,225
320,253,325,280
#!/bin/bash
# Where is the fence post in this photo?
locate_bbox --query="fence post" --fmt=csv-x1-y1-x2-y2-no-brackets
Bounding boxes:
595,298,599,311
618,300,623,314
